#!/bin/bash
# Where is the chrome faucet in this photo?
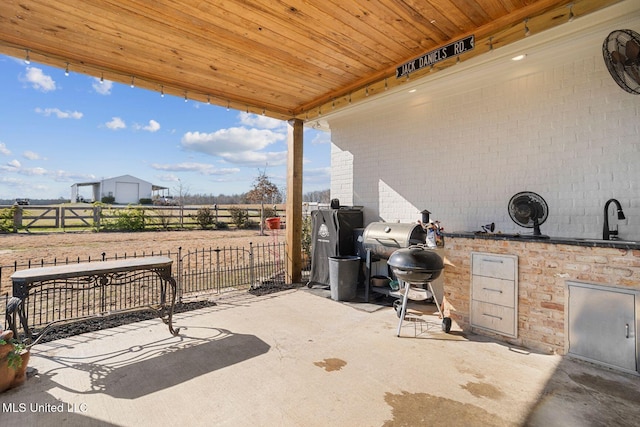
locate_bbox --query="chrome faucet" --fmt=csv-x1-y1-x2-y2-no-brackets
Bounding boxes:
603,198,626,240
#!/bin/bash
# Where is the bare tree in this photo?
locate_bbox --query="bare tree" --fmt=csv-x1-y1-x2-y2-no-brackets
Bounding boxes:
173,179,190,228
245,169,282,235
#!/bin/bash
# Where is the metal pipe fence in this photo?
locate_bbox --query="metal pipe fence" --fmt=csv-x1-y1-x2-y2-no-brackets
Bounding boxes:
1,242,310,332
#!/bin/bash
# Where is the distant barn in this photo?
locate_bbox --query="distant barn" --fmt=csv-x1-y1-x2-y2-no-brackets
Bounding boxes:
71,175,168,204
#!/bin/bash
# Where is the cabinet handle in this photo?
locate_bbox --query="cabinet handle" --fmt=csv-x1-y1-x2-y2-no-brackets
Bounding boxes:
483,313,503,320
482,287,503,293
626,324,630,339
482,258,504,263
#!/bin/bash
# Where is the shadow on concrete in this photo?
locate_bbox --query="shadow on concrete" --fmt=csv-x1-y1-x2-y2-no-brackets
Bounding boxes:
36,327,270,399
524,356,640,426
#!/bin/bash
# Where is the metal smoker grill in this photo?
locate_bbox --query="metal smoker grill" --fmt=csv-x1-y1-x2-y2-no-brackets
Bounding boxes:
360,222,451,335
361,222,427,260
360,222,426,302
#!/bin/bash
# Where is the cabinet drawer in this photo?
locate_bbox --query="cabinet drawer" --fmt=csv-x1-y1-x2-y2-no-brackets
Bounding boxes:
472,253,516,280
472,275,515,307
471,300,516,337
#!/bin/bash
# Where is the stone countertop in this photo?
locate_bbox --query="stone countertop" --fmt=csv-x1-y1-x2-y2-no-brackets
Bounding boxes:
444,232,640,250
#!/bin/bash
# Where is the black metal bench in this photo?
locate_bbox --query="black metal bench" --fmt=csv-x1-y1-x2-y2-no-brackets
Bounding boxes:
6,256,180,346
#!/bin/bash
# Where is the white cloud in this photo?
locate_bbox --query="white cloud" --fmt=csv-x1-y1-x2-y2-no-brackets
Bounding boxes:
218,150,288,166
22,67,56,92
35,107,83,119
0,161,45,176
303,166,331,181
181,127,284,154
23,151,42,160
238,112,285,130
309,131,331,145
0,157,95,184
151,162,240,175
134,119,161,132
50,170,96,182
0,142,11,156
92,78,113,95
18,166,47,176
105,117,126,130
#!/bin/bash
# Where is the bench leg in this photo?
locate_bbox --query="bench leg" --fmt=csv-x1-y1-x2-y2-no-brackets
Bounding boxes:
162,277,180,336
5,297,32,345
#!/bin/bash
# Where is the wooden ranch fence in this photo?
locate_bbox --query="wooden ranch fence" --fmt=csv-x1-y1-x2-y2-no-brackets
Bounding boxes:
1,204,289,231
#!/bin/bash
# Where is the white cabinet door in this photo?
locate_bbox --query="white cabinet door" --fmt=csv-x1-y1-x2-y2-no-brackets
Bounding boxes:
568,282,637,373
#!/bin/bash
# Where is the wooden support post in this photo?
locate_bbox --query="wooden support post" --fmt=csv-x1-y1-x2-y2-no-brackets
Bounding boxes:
286,119,303,284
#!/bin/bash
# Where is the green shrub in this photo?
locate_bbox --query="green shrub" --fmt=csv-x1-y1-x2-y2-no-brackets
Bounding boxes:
229,207,250,229
101,206,151,231
155,208,174,230
302,215,312,257
215,221,229,230
0,206,16,233
195,207,215,229
101,195,115,204
139,198,153,205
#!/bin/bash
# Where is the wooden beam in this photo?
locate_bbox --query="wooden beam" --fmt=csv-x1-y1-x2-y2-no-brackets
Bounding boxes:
286,119,304,284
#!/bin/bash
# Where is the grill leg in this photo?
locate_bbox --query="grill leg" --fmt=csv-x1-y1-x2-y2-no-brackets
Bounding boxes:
396,281,410,337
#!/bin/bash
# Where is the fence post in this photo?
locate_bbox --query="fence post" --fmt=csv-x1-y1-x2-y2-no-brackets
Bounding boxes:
12,205,22,232
215,248,221,293
176,247,182,302
249,242,255,288
93,206,101,229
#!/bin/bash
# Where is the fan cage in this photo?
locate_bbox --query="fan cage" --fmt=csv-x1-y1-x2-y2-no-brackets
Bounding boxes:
602,29,640,95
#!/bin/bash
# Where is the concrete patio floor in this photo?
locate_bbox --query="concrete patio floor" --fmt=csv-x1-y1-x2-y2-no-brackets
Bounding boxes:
2,288,639,426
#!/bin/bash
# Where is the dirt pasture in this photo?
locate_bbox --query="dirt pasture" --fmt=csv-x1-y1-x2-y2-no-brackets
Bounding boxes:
0,229,276,295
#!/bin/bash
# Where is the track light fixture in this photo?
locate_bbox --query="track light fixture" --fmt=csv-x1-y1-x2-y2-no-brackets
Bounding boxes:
24,49,30,64
160,85,164,97
64,62,69,76
130,76,135,88
226,101,230,111
365,86,369,97
384,78,388,91
207,95,211,104
524,19,531,37
100,73,104,84
184,92,188,102
489,37,494,52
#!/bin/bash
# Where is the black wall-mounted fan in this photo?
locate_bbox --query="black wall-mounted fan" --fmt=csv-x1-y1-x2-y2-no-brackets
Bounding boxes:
603,29,640,95
508,191,550,239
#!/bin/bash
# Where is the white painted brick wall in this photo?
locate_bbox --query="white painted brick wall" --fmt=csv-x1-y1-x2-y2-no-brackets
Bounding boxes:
330,9,640,239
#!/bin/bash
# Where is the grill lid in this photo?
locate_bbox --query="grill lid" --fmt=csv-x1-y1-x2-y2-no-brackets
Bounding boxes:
387,245,444,283
362,222,427,259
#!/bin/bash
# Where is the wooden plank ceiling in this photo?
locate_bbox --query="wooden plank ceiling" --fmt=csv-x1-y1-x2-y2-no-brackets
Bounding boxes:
0,0,619,121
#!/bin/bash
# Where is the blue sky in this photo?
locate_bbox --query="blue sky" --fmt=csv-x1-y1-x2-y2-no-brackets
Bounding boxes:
0,54,331,201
